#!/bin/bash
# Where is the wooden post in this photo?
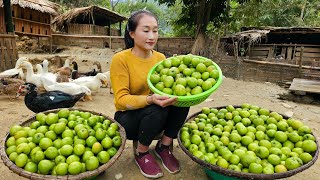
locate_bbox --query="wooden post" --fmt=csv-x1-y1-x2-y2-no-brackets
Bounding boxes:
234,42,240,80
3,0,14,33
91,8,95,34
119,22,122,36
299,46,304,78
108,21,111,36
50,36,52,54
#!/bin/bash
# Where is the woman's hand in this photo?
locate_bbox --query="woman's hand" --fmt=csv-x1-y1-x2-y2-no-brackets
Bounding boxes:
147,94,177,107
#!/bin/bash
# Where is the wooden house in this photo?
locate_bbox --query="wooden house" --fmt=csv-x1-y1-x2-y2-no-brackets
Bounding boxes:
0,0,59,37
52,6,127,36
222,27,320,67
217,27,320,83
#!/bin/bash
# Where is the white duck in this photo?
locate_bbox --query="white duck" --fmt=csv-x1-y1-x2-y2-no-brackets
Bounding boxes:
41,60,57,83
18,61,43,88
36,64,43,74
71,73,108,92
102,71,113,94
41,76,92,100
0,57,29,79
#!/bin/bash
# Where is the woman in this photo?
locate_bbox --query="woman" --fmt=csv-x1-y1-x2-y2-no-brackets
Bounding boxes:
110,10,189,178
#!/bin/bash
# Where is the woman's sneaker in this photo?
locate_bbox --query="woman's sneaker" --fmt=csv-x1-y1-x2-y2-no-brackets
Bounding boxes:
154,142,180,174
135,151,163,178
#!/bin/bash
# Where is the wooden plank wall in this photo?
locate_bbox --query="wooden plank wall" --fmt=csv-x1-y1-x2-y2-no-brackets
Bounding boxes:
294,46,320,66
0,34,18,71
67,24,120,36
0,8,6,33
11,5,51,36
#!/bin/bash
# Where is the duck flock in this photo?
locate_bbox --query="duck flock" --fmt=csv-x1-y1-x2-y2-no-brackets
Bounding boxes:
0,57,111,113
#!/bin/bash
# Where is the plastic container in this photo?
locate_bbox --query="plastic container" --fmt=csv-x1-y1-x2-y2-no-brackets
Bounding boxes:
147,55,223,107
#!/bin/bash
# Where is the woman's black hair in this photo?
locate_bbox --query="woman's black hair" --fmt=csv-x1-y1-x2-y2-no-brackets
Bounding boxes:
124,9,158,49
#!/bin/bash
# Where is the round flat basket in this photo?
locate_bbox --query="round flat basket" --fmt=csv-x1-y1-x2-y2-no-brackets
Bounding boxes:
177,106,319,180
147,55,223,107
0,108,127,180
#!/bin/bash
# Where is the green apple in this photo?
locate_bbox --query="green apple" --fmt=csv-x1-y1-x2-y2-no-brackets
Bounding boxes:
263,167,274,174
269,147,282,157
268,154,281,166
285,157,303,170
275,164,287,173
227,142,238,152
249,163,263,174
301,140,317,153
229,133,242,143
241,136,253,146
299,152,313,164
277,121,289,131
298,126,311,136
282,138,294,148
229,154,240,165
248,143,259,152
281,147,291,156
255,146,270,159
288,132,301,143
274,131,287,143
259,140,272,149
217,158,229,168
241,154,256,167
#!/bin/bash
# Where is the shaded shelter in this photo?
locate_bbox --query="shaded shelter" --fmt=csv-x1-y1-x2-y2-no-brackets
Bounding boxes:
52,6,127,36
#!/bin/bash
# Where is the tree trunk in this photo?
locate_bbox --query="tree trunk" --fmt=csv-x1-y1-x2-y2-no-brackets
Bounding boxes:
3,0,14,33
191,0,213,57
191,29,208,56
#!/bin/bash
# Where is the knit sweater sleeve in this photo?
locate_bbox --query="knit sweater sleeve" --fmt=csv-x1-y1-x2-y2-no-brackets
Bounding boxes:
110,54,149,111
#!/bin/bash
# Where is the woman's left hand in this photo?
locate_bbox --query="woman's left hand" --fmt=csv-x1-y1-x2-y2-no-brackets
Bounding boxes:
147,94,177,107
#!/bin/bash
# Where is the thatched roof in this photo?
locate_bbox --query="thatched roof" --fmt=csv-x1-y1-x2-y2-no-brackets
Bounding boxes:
52,5,127,31
222,27,320,44
223,30,270,42
0,0,60,15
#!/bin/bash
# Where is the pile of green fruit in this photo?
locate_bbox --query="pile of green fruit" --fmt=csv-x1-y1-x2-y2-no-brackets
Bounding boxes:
5,108,122,176
149,54,221,96
179,104,317,174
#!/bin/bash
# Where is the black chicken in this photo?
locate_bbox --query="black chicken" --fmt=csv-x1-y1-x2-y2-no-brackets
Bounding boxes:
17,83,85,113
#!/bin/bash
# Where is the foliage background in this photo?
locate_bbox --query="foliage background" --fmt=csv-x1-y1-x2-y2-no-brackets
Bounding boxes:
51,0,320,38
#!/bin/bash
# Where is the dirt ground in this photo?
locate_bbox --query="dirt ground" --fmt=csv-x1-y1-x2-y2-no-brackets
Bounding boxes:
0,47,319,180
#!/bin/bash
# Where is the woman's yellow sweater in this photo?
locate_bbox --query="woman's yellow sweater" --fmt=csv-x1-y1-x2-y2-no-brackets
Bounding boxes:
110,49,165,111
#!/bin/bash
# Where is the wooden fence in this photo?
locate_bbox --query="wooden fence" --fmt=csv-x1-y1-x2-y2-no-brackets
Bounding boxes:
0,34,18,71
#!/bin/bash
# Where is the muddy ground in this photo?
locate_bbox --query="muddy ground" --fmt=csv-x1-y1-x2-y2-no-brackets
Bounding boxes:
0,47,319,180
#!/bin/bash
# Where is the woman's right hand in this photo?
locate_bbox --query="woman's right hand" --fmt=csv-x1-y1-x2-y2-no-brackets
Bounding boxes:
147,94,177,107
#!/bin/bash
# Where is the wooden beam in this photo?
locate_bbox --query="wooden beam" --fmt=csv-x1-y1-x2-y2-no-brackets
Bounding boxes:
299,47,304,78
119,22,122,36
243,58,320,70
108,21,111,36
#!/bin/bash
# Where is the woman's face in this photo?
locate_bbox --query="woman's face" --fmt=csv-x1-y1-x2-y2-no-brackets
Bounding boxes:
130,14,158,52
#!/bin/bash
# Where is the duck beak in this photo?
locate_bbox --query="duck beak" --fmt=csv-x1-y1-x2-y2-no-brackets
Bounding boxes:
16,86,24,97
102,80,108,85
84,95,93,101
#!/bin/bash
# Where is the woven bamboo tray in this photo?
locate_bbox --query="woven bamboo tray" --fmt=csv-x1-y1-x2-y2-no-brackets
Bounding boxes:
0,108,127,180
177,106,319,180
